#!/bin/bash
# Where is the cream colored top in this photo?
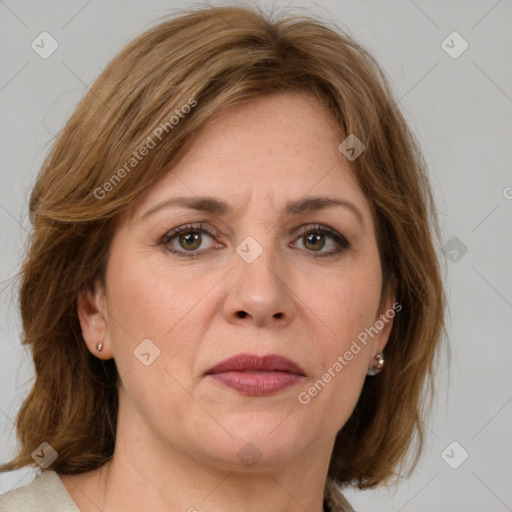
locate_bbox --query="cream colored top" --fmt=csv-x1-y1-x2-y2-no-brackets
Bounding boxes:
0,471,79,511
0,470,355,511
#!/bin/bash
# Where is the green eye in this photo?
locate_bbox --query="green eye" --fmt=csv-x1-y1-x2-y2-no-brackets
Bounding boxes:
302,232,326,251
291,225,350,258
160,223,350,259
176,230,203,251
161,223,219,258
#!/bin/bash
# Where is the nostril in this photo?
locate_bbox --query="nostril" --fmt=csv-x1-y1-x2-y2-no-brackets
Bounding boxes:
237,311,248,318
274,312,283,319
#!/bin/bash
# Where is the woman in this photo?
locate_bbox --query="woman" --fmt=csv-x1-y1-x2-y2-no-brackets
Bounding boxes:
0,5,446,511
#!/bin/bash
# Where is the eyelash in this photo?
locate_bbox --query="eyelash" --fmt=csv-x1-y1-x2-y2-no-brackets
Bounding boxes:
159,222,351,259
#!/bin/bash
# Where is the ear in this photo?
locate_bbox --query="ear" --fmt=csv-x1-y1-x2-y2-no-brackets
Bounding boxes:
373,276,399,354
77,277,112,360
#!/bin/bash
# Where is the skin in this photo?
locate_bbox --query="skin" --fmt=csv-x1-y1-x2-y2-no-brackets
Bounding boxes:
61,92,396,512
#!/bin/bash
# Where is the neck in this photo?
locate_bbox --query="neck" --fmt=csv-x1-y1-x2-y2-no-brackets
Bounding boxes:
60,389,335,512
61,426,333,512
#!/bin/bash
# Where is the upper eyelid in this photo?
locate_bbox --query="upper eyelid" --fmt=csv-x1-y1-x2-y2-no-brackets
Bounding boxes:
162,223,218,240
164,222,341,236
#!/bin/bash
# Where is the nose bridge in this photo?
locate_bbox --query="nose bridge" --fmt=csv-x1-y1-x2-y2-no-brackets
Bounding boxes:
223,230,295,327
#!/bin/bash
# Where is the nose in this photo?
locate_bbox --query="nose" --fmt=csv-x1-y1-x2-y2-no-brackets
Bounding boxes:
222,243,296,329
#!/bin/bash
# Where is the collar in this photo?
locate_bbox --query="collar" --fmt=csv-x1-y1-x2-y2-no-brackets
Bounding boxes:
323,479,356,512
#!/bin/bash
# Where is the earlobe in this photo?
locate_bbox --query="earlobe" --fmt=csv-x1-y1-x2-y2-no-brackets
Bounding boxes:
77,278,112,359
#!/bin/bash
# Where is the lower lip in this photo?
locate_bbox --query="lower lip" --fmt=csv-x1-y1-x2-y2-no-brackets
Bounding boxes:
208,371,304,396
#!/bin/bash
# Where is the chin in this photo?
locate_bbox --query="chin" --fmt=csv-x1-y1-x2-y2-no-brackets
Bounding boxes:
203,441,306,472
193,412,311,470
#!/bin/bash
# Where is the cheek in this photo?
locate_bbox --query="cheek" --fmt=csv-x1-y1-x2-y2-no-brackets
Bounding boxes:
312,261,382,348
105,248,192,336
104,248,215,377
298,254,382,420
103,254,201,424
295,271,379,431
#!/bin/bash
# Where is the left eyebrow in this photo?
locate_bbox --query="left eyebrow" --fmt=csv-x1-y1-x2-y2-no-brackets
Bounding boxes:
138,195,365,227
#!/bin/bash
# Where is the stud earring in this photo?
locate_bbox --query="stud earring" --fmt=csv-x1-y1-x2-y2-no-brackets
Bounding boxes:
367,351,384,376
96,341,103,352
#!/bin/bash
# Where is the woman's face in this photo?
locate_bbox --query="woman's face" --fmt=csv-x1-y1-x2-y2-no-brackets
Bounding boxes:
80,92,395,471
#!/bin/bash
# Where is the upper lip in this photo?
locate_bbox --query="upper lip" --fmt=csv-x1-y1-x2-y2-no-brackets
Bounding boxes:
205,353,306,376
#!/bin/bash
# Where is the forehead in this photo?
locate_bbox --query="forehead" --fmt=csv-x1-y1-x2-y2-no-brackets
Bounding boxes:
124,92,372,226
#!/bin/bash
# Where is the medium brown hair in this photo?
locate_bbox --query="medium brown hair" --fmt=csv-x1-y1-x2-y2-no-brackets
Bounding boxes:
1,4,447,490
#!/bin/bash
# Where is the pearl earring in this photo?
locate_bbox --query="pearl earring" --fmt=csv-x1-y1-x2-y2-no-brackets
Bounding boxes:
367,351,384,376
96,342,103,352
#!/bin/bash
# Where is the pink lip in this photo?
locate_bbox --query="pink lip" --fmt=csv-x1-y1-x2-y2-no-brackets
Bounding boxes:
205,353,306,396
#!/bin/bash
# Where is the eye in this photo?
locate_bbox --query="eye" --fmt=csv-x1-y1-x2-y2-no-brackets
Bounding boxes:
291,224,350,258
160,223,350,259
160,223,221,258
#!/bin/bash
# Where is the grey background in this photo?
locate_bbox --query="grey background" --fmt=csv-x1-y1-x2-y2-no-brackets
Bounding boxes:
0,0,511,510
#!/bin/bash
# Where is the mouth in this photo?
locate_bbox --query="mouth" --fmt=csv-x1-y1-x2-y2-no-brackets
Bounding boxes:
205,353,306,396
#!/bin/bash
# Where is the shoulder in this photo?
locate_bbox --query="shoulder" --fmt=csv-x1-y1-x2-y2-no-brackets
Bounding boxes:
0,470,80,511
324,478,356,512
